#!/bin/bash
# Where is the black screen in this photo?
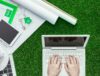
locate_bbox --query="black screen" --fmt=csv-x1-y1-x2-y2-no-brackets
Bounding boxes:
45,37,86,47
0,20,18,44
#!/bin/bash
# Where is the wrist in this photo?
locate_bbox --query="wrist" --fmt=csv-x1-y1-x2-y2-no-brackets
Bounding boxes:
48,75,54,76
70,75,79,76
48,75,57,76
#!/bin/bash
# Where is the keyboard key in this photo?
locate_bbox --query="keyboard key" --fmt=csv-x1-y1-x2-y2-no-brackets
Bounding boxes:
0,74,2,76
0,59,14,76
7,65,11,68
4,70,7,73
8,69,12,73
8,61,10,65
45,50,82,64
9,73,13,76
2,74,7,76
0,71,3,74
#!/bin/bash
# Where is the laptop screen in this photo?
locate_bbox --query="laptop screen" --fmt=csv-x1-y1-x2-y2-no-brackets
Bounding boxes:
0,20,19,44
44,37,87,47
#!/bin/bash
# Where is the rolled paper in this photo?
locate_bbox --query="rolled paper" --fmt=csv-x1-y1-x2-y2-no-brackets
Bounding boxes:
12,0,59,25
34,0,78,25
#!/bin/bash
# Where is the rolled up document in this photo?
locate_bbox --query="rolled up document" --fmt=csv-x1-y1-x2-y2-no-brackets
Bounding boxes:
12,0,58,25
34,0,78,25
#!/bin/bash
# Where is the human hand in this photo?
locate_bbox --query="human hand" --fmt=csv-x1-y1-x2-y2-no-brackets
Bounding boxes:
48,55,62,76
64,56,80,76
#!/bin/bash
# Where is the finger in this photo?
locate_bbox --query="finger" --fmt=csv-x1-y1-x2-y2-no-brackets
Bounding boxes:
57,58,61,65
54,55,58,64
48,57,51,64
65,56,70,65
64,63,69,72
57,58,62,68
49,56,52,64
51,55,55,64
58,56,62,69
76,57,80,71
59,62,62,70
73,56,77,64
76,57,80,65
69,55,74,64
57,55,62,64
48,59,51,69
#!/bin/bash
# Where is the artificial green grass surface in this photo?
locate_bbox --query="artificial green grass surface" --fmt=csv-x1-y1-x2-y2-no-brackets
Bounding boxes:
13,0,100,76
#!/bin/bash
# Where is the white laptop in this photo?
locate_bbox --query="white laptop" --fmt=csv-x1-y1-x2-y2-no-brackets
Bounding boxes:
0,55,17,76
42,35,90,76
0,20,21,47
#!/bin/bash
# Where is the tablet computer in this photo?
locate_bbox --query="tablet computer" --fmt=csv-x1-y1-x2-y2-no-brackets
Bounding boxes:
0,20,21,46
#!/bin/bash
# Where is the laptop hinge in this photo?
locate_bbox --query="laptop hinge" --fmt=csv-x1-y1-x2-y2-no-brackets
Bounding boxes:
50,47,77,50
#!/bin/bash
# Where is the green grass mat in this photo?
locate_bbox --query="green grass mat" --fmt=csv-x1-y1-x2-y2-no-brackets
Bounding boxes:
13,0,100,76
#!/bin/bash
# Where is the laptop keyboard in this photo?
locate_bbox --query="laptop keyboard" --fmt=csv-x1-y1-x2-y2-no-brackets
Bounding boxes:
0,60,13,76
45,50,82,63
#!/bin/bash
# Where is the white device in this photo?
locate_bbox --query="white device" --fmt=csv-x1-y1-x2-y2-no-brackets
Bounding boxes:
42,35,90,76
0,55,17,76
0,47,9,71
12,0,77,25
0,20,21,46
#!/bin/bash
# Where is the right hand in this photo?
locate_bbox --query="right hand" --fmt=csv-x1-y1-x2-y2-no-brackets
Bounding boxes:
64,56,80,76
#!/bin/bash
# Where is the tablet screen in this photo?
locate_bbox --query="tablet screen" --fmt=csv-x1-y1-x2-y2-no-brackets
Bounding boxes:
0,20,19,44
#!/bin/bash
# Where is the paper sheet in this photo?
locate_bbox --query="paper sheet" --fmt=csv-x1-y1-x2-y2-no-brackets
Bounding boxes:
7,10,45,54
0,0,46,54
13,0,59,25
